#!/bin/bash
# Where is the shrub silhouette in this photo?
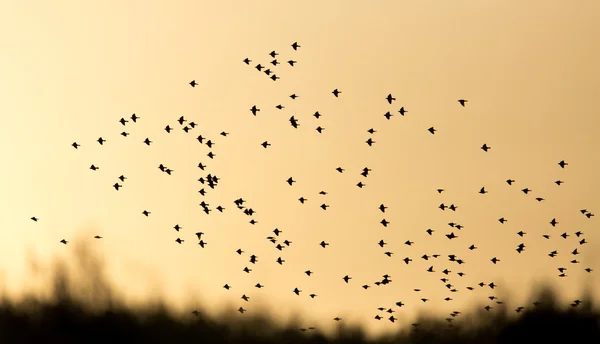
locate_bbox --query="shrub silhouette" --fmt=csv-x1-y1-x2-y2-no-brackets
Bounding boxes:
1,243,598,343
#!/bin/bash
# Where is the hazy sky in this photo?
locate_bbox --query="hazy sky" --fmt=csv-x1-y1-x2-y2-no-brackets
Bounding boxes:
1,0,599,338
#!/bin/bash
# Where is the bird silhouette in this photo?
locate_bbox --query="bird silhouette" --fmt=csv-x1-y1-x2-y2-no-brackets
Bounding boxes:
386,94,396,104
289,116,299,128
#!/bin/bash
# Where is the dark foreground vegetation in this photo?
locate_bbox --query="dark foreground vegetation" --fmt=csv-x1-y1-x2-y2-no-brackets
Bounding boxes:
2,247,598,343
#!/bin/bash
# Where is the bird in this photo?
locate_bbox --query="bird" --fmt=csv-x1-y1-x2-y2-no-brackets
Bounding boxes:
398,107,407,116
189,80,197,87
291,42,301,50
481,144,491,152
250,105,260,116
332,89,341,97
289,116,299,128
386,94,396,104
72,142,80,149
261,141,271,148
458,99,468,107
31,217,38,222
143,138,152,146
428,127,436,134
243,58,251,65
60,239,68,244
558,160,568,168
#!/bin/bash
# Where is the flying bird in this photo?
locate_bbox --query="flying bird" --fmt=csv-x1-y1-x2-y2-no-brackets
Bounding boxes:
289,116,299,128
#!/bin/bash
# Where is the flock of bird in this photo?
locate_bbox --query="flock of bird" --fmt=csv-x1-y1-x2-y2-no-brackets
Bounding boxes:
40,40,596,332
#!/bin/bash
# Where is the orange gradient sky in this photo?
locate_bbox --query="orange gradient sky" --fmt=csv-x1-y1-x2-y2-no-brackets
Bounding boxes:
1,0,599,338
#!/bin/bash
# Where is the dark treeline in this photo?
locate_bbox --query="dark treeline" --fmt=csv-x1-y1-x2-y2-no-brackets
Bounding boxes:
2,245,598,343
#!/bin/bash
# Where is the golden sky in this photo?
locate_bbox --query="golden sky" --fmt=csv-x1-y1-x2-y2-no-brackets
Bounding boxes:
1,0,599,339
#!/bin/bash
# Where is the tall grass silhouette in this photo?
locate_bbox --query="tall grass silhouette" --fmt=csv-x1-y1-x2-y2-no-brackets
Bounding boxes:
1,241,598,343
